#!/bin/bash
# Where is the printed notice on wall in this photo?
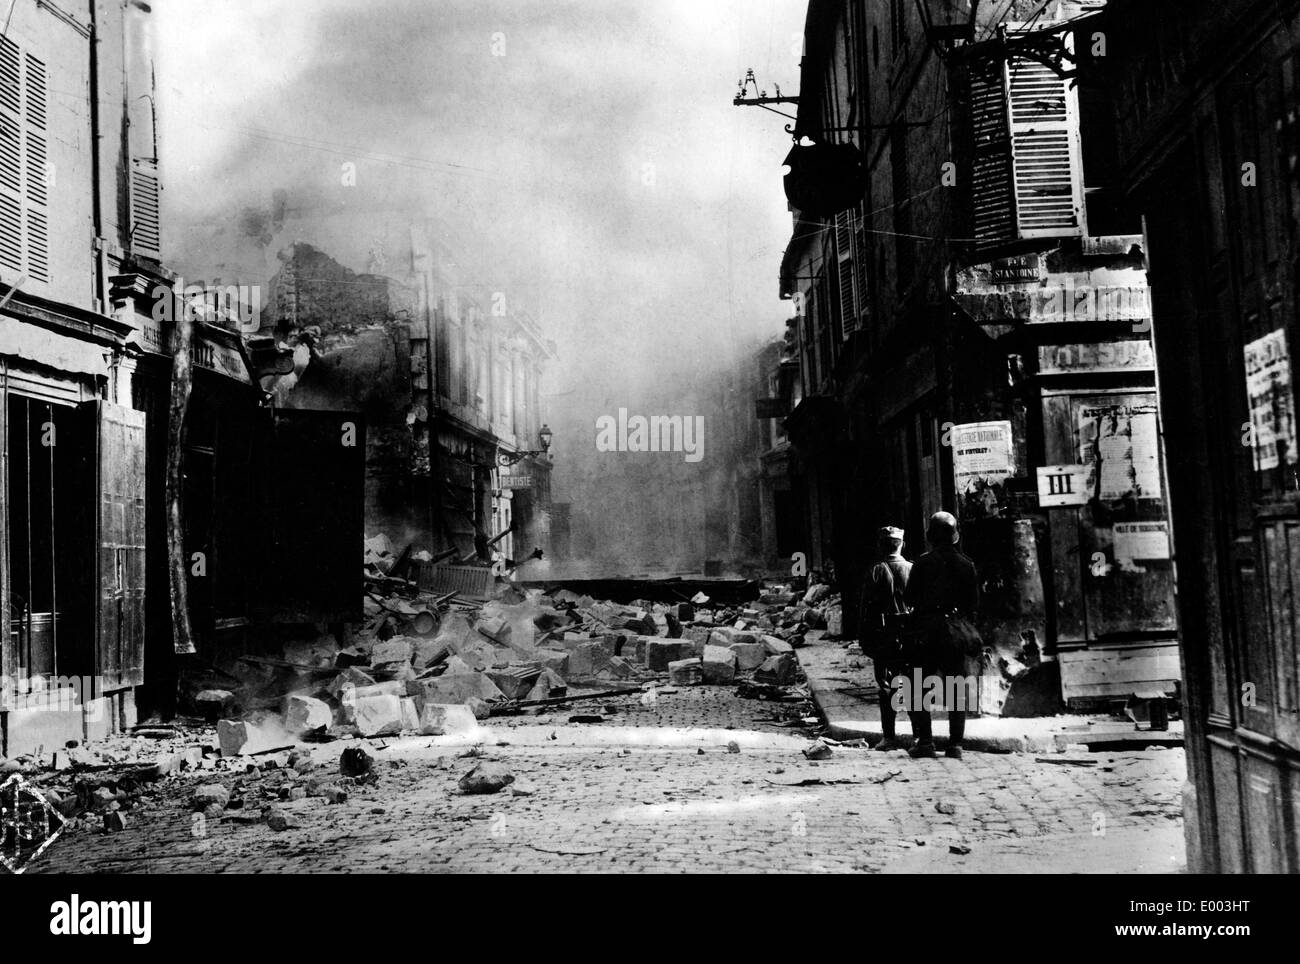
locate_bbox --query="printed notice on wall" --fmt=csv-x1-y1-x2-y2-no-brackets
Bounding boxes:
952,420,1015,499
1114,521,1171,561
1244,328,1299,471
1077,401,1162,500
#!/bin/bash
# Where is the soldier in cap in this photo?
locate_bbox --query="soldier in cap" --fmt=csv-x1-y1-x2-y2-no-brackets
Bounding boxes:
858,525,913,751
904,510,980,759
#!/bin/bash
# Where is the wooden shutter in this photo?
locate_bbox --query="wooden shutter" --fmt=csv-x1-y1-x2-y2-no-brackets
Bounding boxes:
969,29,1085,247
0,39,51,283
854,200,870,332
970,55,1015,246
130,157,162,260
0,36,21,275
1007,38,1085,238
98,402,147,690
23,52,48,283
834,209,857,336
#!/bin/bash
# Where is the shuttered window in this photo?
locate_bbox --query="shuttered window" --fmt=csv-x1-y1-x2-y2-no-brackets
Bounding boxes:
968,28,1085,248
0,36,49,283
833,208,857,337
853,200,870,335
130,157,162,260
970,56,1015,246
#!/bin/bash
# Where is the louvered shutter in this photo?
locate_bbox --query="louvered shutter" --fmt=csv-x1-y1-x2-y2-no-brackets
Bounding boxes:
0,38,52,284
130,157,161,260
834,209,857,337
970,55,1015,246
23,51,48,283
1006,37,1085,237
854,200,870,333
0,36,22,274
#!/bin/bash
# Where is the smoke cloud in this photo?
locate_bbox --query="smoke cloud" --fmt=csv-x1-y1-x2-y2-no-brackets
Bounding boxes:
156,0,805,575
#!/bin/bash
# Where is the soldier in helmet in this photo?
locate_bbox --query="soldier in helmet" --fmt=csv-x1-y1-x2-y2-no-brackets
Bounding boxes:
904,511,980,760
858,525,913,752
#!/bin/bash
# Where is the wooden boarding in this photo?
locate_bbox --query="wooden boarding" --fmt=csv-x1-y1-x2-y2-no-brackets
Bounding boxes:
1059,643,1180,701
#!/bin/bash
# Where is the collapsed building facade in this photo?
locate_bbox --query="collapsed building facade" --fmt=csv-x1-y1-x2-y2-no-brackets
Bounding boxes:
771,0,1178,714
266,237,556,584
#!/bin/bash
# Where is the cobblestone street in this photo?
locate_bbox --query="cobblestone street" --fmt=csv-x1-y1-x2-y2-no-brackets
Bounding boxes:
28,687,1187,874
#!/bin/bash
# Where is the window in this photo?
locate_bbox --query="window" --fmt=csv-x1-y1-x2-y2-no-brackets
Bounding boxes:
854,200,871,340
816,272,833,379
0,35,49,283
968,29,1086,247
801,291,818,388
834,208,858,337
130,158,161,260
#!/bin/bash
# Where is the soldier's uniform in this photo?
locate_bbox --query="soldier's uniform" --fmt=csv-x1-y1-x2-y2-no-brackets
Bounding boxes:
858,527,912,749
903,541,980,755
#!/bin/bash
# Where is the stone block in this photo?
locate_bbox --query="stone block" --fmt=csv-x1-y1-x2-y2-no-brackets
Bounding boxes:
762,635,794,656
216,719,279,757
685,626,712,646
565,641,612,677
729,642,768,672
486,666,542,700
418,703,478,736
601,655,633,679
352,680,407,700
526,668,567,701
474,615,510,645
458,761,514,795
326,667,375,699
755,652,797,685
646,639,694,671
667,659,703,686
416,672,506,705
370,637,414,665
442,654,477,676
701,645,737,684
536,649,570,676
285,695,333,734
350,694,403,737
399,696,421,731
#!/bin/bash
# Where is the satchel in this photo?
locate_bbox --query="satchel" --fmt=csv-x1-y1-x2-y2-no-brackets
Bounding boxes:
944,614,984,658
901,612,983,665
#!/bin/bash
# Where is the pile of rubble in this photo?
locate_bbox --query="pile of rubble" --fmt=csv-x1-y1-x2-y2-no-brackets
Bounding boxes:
1,577,838,841
195,569,837,754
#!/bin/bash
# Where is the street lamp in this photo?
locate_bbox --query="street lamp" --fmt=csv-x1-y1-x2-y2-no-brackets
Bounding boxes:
497,425,553,467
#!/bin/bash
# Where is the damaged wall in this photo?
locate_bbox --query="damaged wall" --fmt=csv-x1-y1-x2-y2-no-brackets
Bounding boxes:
268,244,434,548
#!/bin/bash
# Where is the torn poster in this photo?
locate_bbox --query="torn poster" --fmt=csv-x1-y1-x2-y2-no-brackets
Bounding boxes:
1243,328,1298,471
1114,521,1171,561
952,420,1015,499
1077,401,1161,500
